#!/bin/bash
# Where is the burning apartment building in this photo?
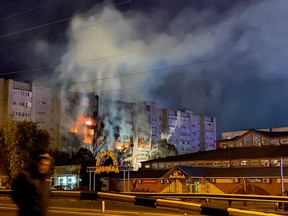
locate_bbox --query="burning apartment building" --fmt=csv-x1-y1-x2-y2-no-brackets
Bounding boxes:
59,91,216,170
59,91,150,169
0,78,216,169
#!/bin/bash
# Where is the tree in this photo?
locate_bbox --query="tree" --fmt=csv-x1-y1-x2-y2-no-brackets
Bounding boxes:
50,149,72,166
91,112,106,158
0,120,51,182
71,148,95,187
151,139,178,160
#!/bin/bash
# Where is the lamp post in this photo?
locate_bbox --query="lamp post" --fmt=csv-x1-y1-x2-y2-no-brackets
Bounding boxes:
281,158,284,196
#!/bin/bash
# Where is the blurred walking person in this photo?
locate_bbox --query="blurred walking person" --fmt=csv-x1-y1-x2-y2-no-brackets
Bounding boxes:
12,149,52,216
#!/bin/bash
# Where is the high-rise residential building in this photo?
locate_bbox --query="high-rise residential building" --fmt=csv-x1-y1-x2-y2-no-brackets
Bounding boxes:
146,102,163,143
200,116,217,151
0,78,60,148
59,91,93,152
162,109,216,155
1,78,217,168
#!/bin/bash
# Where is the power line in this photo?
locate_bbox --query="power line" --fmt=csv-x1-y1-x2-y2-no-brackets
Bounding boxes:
0,66,54,76
0,0,135,40
93,86,143,95
0,0,62,22
61,45,288,84
0,42,27,52
0,17,71,39
1,43,288,78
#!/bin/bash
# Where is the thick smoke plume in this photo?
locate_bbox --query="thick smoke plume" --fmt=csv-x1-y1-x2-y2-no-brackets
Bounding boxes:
56,0,288,138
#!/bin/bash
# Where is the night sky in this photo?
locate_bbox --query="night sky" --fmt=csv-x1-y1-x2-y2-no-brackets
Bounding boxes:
1,0,288,138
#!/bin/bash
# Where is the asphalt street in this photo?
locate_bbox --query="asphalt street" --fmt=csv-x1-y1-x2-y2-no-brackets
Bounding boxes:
1,197,286,216
0,198,200,216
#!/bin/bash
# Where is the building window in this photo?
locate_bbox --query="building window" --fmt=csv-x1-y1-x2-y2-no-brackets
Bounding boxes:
231,160,240,167
213,161,221,167
271,160,280,167
159,163,165,168
228,142,235,148
220,143,227,149
250,160,260,166
236,140,243,147
283,159,288,166
262,138,270,145
260,160,270,167
245,135,252,146
222,161,230,168
241,160,248,166
144,164,150,168
205,162,213,167
166,163,172,168
280,139,288,145
253,134,261,146
271,140,280,145
152,163,158,168
196,162,204,167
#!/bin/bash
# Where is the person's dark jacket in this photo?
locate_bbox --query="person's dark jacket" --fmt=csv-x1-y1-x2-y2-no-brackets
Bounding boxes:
12,166,50,216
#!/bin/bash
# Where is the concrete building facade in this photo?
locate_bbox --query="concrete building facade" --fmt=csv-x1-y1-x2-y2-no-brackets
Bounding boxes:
162,109,216,154
0,78,60,148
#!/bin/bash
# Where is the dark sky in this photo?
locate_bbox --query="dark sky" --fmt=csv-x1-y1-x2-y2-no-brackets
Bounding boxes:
1,0,288,138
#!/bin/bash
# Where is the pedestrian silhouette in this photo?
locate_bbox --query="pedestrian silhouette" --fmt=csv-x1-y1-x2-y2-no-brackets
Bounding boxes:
12,149,52,216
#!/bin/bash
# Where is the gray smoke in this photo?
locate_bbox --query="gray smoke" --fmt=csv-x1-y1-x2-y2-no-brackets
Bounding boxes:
55,0,288,139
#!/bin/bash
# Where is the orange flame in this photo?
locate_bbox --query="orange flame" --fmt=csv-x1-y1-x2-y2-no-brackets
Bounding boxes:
70,115,96,144
116,141,131,150
138,139,149,148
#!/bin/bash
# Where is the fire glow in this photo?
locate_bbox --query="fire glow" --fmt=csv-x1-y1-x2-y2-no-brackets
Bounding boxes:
70,115,95,144
115,141,130,150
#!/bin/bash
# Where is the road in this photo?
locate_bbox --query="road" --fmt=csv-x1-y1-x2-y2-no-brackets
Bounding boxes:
0,198,200,216
1,197,286,215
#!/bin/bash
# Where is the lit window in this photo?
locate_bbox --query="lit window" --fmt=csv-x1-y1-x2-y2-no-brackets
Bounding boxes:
231,161,240,167
152,163,157,168
213,161,221,167
166,163,172,168
241,160,248,166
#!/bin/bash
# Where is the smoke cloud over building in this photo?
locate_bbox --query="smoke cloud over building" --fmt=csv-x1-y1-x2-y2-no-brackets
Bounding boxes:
1,1,288,138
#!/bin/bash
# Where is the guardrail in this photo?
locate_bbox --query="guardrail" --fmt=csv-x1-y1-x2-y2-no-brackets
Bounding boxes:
0,190,284,216
122,192,288,211
121,192,288,203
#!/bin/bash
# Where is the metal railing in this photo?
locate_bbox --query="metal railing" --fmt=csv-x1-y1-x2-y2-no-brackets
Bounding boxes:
121,192,288,204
